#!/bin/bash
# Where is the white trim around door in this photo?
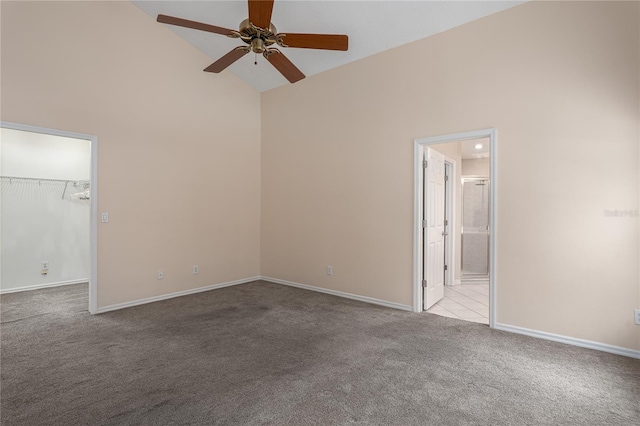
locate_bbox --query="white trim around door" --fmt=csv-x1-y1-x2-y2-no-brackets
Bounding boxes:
0,121,99,314
413,128,497,328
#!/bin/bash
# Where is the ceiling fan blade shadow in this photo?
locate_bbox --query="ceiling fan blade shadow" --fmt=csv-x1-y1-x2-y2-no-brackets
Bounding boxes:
204,48,249,73
279,33,348,51
264,49,305,83
157,14,235,36
248,0,274,29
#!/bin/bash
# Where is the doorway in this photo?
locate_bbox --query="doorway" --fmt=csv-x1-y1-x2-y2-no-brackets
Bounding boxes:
0,122,98,313
413,129,496,327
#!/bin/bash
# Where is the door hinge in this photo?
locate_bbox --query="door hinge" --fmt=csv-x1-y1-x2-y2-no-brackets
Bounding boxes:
444,265,448,271
444,175,449,182
423,160,428,169
422,219,427,228
444,219,448,226
422,279,427,288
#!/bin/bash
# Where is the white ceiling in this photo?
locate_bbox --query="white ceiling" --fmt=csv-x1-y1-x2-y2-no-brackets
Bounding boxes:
460,137,490,159
133,1,525,92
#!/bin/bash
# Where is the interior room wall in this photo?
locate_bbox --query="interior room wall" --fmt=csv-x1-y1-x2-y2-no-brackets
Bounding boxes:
261,1,640,351
1,129,90,292
462,158,490,177
430,142,462,283
1,1,261,308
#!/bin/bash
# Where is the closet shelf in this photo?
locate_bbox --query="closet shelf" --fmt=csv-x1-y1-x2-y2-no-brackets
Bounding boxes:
1,176,90,200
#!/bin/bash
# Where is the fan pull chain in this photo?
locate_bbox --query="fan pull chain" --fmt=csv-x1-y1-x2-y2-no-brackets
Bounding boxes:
255,52,258,65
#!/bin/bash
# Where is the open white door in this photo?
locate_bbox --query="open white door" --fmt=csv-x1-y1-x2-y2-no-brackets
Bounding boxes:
423,147,445,310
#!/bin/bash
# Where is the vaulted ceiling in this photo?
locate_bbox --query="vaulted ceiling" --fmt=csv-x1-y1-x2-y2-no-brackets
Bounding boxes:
133,1,525,92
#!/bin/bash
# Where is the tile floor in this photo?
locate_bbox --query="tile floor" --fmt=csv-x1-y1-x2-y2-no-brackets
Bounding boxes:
426,282,489,324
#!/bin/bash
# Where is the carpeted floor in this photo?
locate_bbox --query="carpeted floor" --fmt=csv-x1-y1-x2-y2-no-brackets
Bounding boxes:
1,281,638,425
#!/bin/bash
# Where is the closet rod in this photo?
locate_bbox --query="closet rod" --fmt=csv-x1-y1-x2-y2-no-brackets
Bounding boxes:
1,176,90,200
0,175,89,183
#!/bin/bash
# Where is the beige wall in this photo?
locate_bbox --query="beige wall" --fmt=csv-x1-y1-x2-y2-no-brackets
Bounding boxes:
262,1,640,350
1,1,262,307
462,158,490,177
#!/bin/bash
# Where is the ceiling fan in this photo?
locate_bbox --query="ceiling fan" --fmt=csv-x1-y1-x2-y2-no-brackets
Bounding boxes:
157,0,349,84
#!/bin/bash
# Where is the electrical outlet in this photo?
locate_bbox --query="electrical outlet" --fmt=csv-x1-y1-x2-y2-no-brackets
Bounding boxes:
158,270,164,280
41,261,49,275
193,265,199,275
326,266,333,276
101,212,109,223
635,309,640,325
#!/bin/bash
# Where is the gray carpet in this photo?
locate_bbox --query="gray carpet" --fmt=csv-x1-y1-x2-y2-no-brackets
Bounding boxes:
1,281,638,425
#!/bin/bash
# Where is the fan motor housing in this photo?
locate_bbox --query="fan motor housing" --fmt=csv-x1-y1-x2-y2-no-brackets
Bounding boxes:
239,18,278,52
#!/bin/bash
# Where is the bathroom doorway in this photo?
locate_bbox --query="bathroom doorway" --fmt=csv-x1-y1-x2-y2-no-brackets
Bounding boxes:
413,129,496,327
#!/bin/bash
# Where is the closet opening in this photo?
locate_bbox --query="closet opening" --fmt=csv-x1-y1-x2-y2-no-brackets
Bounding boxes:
0,122,98,314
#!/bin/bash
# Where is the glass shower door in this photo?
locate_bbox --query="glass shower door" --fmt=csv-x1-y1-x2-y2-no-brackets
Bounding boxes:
461,178,490,278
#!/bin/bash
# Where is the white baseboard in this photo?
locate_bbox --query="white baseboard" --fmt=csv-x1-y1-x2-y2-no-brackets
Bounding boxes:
97,275,412,315
261,276,413,312
96,276,260,314
494,323,640,360
0,279,88,295
28,276,636,359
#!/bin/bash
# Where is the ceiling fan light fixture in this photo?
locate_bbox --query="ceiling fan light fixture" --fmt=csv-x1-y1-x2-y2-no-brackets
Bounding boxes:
157,0,349,84
251,38,266,53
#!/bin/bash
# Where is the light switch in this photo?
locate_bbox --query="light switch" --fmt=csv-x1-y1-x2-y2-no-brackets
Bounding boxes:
101,212,109,223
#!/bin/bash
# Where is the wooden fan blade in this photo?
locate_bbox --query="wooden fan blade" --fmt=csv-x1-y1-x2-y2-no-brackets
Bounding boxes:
157,14,235,36
264,49,305,83
279,33,348,51
204,48,249,73
248,0,274,29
